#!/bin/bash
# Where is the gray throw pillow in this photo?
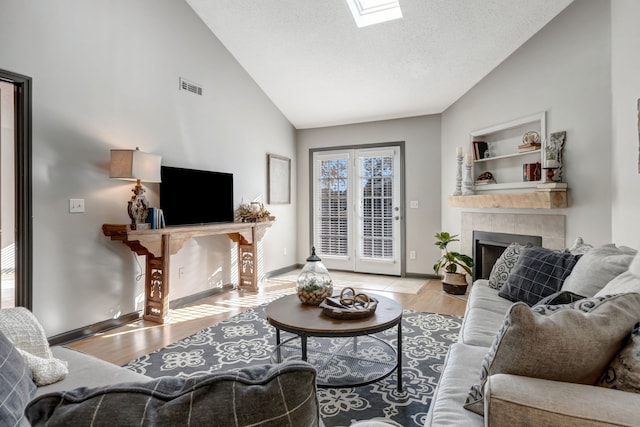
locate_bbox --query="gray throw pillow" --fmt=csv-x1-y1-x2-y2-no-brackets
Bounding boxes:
562,244,637,297
598,322,640,393
0,329,36,426
498,246,581,305
26,361,320,427
487,243,529,290
464,293,640,416
566,236,594,255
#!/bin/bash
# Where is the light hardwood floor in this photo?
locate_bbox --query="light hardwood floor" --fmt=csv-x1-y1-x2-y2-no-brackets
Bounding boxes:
66,274,467,366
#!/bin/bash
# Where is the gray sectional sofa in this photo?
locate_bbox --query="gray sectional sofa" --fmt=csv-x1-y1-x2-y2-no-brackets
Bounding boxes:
426,242,640,426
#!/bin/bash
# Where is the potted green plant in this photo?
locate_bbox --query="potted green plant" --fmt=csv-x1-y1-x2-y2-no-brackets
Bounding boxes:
433,232,474,295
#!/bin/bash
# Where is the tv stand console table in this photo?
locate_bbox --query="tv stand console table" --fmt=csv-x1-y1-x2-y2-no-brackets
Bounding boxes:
102,221,273,324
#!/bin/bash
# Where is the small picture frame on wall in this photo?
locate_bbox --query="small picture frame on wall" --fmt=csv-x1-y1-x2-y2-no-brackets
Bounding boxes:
267,154,291,204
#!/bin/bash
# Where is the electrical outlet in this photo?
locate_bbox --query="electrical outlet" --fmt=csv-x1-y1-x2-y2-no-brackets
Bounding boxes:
283,247,287,255
409,250,416,260
69,198,85,213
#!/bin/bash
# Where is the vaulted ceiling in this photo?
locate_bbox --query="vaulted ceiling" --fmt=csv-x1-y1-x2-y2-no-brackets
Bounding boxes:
186,0,574,129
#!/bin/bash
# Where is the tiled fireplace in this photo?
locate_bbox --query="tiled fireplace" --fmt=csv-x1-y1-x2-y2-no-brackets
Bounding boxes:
461,213,566,279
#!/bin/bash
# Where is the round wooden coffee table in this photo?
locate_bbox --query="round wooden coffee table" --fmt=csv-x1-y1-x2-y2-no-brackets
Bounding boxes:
265,293,403,390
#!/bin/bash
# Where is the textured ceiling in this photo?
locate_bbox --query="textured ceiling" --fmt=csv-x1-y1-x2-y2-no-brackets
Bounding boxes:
186,0,573,129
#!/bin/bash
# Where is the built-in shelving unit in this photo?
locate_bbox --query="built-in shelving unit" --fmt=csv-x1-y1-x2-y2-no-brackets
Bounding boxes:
448,111,569,210
471,112,546,191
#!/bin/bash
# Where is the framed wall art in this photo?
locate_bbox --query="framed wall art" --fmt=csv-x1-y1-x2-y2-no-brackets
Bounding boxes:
267,154,291,204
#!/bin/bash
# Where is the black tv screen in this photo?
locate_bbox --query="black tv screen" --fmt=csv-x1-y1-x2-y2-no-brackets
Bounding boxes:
160,166,234,226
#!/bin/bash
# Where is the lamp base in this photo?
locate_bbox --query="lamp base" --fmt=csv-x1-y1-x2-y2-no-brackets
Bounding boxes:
128,182,150,230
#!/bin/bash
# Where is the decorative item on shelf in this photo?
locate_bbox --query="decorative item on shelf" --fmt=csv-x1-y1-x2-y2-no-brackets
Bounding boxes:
522,162,541,182
235,202,271,223
462,153,475,195
433,232,474,295
109,147,161,230
543,131,566,182
146,207,165,229
319,287,378,319
472,141,488,160
474,171,496,186
297,247,333,305
518,131,542,153
453,147,463,196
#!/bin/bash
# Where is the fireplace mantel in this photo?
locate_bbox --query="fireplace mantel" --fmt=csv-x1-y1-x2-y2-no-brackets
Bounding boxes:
448,190,566,209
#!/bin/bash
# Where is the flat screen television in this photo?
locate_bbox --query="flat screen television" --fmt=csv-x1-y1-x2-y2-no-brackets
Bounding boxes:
160,165,234,226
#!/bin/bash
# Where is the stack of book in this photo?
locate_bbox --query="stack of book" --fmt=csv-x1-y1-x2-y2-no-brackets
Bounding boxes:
147,208,166,229
523,162,541,182
472,141,489,160
517,142,542,153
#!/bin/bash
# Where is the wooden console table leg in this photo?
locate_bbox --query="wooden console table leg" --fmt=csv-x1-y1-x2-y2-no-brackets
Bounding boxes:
143,234,170,323
237,229,258,291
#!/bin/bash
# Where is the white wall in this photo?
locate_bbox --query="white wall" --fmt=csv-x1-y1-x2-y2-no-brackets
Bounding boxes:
0,0,297,336
296,115,441,275
611,0,640,248
441,0,613,249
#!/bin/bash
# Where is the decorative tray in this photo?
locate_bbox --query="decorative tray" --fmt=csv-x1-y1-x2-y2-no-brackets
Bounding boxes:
319,288,378,320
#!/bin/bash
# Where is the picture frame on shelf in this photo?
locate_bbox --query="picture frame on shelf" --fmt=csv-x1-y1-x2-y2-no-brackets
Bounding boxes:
267,154,291,204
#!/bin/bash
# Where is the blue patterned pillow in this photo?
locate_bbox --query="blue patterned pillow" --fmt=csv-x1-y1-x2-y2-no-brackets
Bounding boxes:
498,246,581,305
0,329,36,426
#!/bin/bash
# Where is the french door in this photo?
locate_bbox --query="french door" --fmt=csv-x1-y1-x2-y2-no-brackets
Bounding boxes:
312,146,402,276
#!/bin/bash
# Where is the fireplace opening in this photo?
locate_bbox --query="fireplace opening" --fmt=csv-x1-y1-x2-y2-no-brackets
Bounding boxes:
473,231,542,280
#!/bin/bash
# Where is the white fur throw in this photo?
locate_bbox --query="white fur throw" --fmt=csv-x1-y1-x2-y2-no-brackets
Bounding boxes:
0,307,68,386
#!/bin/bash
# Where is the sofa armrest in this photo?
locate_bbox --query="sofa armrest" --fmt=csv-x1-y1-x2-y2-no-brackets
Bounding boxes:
485,374,640,427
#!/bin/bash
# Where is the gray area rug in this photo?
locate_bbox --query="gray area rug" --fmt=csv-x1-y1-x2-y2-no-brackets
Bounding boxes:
123,305,462,427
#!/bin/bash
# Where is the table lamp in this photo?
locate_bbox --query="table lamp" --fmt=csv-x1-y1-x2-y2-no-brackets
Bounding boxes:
110,147,161,230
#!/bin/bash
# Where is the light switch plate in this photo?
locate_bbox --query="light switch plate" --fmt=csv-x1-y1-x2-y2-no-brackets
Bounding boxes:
69,198,85,213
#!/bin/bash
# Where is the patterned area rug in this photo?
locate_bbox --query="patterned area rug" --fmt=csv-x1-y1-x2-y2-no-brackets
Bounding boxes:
123,305,462,427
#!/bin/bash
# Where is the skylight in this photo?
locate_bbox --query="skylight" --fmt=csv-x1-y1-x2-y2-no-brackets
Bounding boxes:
347,0,403,28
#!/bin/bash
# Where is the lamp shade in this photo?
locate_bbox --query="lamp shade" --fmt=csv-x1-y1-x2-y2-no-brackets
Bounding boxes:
110,148,161,182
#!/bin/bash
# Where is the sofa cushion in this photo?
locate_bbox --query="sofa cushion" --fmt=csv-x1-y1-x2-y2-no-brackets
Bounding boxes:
0,329,36,427
35,346,151,397
460,281,514,347
487,243,529,290
597,322,640,393
26,361,320,427
425,343,485,427
562,244,636,297
498,247,581,305
463,293,640,416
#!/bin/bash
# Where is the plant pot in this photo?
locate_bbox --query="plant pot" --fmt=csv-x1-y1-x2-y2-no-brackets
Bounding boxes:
441,272,468,295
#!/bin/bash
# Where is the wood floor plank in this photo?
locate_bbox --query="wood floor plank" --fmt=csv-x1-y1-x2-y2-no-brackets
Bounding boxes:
66,276,466,366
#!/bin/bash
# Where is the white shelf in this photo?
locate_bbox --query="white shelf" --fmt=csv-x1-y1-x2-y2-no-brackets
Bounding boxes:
473,149,541,164
474,181,542,192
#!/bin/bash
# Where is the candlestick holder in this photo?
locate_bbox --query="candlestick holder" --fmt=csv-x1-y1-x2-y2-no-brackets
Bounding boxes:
453,154,463,196
462,162,475,195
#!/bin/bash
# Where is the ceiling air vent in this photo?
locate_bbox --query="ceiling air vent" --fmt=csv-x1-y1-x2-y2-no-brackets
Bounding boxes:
179,77,203,96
